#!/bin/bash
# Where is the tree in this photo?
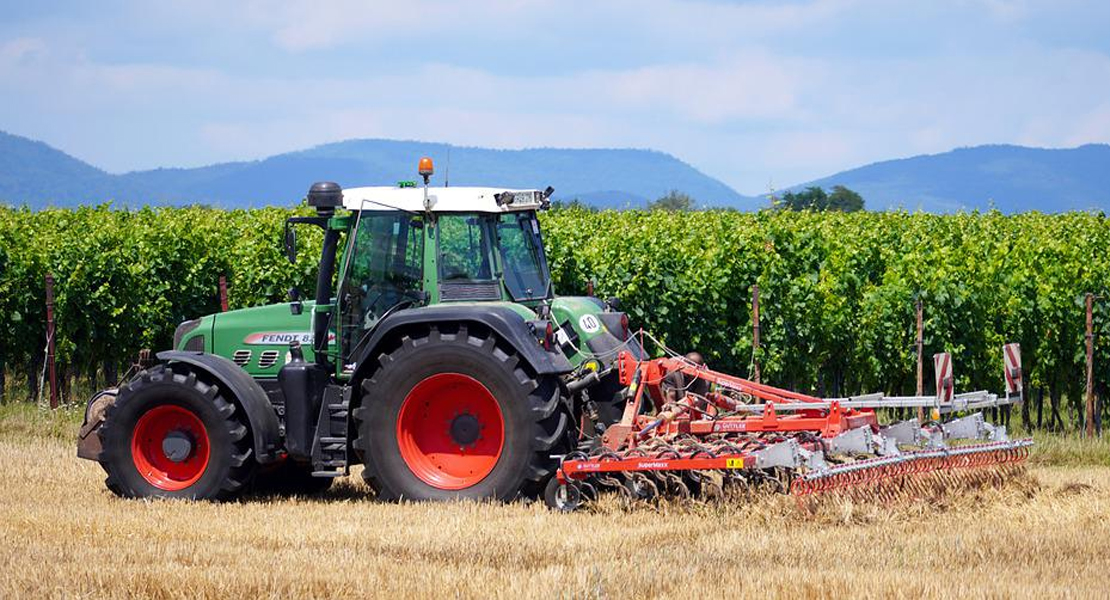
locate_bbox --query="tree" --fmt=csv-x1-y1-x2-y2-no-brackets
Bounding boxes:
779,186,827,211
550,198,594,211
776,185,864,212
828,185,864,212
649,190,695,211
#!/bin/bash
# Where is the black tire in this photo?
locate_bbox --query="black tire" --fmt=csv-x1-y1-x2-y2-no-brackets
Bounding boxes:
589,372,628,427
353,325,571,502
97,364,255,500
544,476,582,512
254,460,335,496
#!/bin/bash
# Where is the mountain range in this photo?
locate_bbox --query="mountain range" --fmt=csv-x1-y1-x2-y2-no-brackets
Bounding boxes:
0,130,1107,213
788,144,1110,213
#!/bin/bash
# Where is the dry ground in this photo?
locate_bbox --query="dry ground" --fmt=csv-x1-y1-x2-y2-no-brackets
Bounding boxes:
1,406,1108,599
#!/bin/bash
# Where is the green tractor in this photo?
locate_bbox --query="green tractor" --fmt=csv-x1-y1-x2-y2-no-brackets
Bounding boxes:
78,158,638,502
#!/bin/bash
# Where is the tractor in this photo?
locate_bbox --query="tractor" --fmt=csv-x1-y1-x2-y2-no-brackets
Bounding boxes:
77,158,1032,510
78,158,636,502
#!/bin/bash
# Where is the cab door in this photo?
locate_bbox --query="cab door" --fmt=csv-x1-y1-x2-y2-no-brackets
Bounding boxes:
337,211,425,369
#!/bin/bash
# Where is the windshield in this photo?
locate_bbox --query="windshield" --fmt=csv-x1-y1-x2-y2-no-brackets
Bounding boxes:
496,212,551,300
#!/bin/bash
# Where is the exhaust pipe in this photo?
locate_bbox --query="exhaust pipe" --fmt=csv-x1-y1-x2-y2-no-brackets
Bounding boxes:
307,182,343,368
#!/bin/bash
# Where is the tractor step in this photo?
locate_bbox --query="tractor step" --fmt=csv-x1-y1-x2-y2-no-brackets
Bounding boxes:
310,385,350,477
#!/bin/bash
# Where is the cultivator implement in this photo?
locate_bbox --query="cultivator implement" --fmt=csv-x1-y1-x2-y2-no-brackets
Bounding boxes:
547,342,1032,510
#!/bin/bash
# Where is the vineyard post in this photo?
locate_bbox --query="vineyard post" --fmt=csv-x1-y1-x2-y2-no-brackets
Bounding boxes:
916,298,924,422
45,273,58,409
752,284,761,384
1085,293,1096,437
219,275,229,312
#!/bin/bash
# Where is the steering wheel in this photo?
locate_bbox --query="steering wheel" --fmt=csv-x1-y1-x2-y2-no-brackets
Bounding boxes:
348,299,415,361
362,289,384,325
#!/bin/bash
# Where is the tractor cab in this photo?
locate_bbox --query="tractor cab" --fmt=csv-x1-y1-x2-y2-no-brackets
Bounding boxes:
335,185,555,367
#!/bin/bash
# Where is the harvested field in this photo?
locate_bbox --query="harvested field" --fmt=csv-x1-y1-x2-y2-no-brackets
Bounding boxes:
1,405,1107,599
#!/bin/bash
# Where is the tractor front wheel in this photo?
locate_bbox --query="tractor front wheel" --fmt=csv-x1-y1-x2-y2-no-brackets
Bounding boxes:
97,365,255,500
354,326,570,501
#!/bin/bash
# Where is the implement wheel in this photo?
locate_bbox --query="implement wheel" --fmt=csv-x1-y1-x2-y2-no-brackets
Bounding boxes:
97,365,255,500
353,326,570,501
544,477,583,512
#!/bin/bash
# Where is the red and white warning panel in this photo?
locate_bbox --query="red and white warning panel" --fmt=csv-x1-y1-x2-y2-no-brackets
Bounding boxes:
934,352,953,403
1003,343,1023,395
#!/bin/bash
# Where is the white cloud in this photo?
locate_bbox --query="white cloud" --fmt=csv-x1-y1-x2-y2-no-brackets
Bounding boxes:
972,0,1033,22
0,0,1108,192
198,0,864,53
0,37,47,63
235,0,553,52
600,55,806,122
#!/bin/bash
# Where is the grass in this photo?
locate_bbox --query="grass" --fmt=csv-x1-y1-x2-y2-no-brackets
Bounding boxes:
1,404,1109,598
1028,431,1110,466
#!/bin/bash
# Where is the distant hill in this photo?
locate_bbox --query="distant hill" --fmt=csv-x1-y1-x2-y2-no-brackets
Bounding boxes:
786,144,1110,213
0,132,753,210
2,131,1108,212
0,132,120,204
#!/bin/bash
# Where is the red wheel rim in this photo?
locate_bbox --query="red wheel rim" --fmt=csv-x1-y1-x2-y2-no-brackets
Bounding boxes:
130,405,210,491
397,373,505,490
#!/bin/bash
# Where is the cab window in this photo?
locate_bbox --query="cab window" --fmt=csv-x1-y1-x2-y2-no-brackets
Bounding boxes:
339,211,424,359
437,214,494,281
496,212,550,300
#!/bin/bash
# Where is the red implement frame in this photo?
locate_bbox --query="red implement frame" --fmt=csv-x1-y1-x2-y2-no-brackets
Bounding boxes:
597,351,877,452
557,351,884,485
553,349,1033,504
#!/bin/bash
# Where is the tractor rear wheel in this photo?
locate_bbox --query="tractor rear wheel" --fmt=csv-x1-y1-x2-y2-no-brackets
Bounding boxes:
97,365,255,500
353,326,570,502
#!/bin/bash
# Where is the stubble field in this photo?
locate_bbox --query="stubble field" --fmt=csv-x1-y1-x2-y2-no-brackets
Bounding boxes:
1,405,1108,599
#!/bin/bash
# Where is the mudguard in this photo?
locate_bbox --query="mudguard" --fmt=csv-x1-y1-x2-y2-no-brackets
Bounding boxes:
352,305,573,381
155,350,283,463
550,296,643,370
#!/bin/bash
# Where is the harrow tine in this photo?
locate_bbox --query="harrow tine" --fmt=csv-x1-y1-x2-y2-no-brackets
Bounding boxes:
580,481,598,501
682,471,705,498
664,472,691,498
597,474,630,499
622,472,659,501
700,470,725,499
784,439,1032,501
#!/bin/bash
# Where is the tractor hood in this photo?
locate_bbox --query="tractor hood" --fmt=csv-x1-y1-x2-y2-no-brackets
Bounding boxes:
550,296,640,370
172,296,637,379
174,302,327,378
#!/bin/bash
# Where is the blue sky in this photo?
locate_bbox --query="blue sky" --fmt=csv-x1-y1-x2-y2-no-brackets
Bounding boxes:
1,0,1108,193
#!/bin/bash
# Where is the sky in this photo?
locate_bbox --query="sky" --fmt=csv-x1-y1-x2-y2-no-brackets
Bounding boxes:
0,0,1108,194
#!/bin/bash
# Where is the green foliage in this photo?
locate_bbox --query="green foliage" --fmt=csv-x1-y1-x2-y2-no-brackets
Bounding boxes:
542,208,1110,405
648,190,695,211
0,204,321,383
777,185,865,212
2,205,1108,431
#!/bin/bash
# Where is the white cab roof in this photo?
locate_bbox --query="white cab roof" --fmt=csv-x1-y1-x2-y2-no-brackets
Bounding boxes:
341,186,546,213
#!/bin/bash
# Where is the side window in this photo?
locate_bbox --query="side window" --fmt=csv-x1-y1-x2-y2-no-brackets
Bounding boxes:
438,215,493,281
497,212,549,300
340,212,424,360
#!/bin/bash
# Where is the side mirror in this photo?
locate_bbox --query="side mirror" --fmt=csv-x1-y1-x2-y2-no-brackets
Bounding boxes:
283,221,297,264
